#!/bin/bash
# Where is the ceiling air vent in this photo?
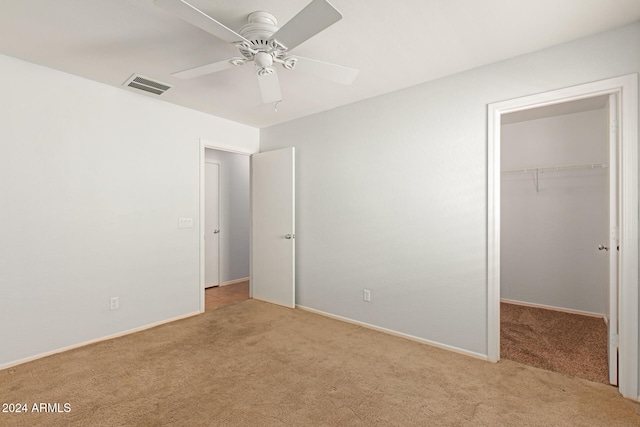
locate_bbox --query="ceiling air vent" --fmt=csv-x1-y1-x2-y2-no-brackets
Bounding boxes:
123,74,172,95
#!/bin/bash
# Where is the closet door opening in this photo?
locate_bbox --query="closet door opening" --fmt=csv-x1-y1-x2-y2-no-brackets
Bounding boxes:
499,95,616,385
488,74,638,399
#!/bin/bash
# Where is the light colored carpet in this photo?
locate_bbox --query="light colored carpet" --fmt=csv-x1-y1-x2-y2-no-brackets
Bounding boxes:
1,299,639,426
501,302,609,384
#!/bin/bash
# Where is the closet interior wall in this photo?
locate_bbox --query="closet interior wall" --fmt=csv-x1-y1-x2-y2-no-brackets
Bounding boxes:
500,107,609,316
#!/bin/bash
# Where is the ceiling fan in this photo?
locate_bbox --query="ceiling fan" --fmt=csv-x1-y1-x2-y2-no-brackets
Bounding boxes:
154,0,359,104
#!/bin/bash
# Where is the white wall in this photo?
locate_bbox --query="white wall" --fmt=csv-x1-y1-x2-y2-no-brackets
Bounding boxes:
501,109,608,315
204,149,250,283
259,23,639,357
0,53,258,368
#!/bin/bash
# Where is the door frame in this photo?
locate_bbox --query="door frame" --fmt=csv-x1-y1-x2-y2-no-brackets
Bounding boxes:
199,139,256,313
607,92,620,386
487,74,638,399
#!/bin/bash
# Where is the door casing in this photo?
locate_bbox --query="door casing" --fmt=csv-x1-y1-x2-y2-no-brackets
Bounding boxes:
487,74,638,399
607,93,619,386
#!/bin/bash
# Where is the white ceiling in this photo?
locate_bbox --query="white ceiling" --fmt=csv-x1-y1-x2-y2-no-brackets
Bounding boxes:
0,1,638,128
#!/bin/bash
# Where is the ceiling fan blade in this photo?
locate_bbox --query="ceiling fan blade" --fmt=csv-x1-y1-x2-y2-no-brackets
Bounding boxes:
270,0,342,51
257,69,282,104
171,59,239,79
154,0,249,44
290,56,359,85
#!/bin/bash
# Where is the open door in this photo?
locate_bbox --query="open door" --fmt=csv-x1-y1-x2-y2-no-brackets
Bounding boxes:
608,94,619,386
251,147,295,308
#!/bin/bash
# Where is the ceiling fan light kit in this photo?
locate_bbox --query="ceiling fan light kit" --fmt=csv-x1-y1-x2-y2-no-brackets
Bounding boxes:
154,0,359,105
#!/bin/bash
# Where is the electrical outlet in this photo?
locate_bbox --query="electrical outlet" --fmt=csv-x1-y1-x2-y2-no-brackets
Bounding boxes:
110,297,119,310
363,289,371,302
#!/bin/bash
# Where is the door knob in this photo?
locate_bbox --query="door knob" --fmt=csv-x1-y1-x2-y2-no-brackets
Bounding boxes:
598,244,609,251
213,229,220,234
285,234,294,240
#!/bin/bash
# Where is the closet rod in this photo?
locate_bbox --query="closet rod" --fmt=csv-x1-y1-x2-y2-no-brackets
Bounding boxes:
501,162,608,175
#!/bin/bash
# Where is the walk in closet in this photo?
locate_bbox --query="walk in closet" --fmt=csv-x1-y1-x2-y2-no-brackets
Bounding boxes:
501,97,610,316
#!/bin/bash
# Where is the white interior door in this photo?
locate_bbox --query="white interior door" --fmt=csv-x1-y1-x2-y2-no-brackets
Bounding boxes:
205,162,220,288
608,94,619,386
251,147,295,308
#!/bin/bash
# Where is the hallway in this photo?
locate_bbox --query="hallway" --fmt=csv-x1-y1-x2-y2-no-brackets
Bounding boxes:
205,281,249,310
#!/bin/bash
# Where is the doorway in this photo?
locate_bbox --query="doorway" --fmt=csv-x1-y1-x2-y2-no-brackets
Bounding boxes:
499,95,612,384
198,142,297,313
487,74,638,399
200,143,252,311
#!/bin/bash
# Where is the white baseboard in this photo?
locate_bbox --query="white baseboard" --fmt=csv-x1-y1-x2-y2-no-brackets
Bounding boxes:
206,277,249,288
0,311,200,371
296,304,488,361
220,277,249,286
501,298,606,319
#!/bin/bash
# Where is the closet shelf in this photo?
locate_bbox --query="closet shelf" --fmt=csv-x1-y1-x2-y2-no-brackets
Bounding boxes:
501,162,608,175
501,163,608,192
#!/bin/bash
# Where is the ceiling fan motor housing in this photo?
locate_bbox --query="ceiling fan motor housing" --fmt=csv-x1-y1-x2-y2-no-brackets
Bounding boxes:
238,12,284,59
